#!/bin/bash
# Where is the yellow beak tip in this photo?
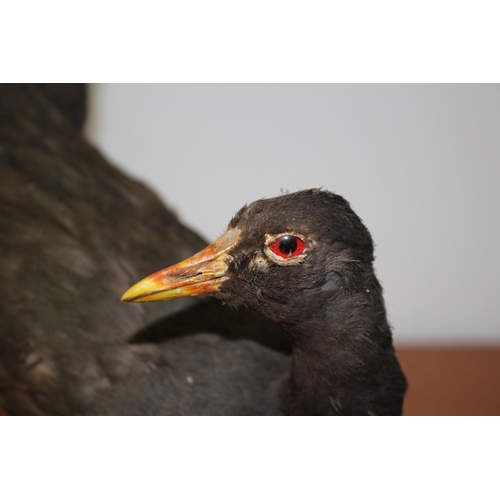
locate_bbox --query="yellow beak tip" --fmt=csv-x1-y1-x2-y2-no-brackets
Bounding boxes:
120,279,157,303
121,292,134,302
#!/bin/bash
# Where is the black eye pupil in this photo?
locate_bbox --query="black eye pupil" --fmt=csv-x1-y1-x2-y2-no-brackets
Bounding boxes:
279,235,297,255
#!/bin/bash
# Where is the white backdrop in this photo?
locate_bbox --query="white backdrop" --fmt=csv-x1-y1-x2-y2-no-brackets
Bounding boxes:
85,84,500,344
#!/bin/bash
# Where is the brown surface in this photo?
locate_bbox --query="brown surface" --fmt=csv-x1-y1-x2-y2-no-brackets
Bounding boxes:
397,347,500,416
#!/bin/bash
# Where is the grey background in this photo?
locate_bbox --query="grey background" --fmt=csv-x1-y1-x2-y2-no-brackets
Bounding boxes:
85,84,500,344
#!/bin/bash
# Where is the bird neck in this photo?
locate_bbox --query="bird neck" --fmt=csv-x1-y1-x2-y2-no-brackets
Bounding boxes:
281,285,406,415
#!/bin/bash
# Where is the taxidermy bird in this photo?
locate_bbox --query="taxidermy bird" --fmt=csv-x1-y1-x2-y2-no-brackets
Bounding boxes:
0,84,405,415
113,188,407,415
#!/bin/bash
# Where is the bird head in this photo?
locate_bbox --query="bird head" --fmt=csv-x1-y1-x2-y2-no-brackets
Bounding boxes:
122,189,375,325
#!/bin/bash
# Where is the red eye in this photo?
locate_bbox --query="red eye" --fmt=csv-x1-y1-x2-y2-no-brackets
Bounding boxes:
268,235,305,259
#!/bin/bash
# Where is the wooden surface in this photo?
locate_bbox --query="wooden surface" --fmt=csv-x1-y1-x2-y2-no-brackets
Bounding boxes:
1,347,499,415
397,347,500,416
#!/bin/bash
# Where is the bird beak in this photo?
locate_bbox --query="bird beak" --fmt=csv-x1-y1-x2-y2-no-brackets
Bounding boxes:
121,227,241,303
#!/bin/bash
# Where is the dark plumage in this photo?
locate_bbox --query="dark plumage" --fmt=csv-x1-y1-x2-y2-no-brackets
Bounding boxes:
0,84,286,415
118,189,407,415
219,190,407,415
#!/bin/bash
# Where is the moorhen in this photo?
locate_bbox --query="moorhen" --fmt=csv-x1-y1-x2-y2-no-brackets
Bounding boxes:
119,189,407,415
